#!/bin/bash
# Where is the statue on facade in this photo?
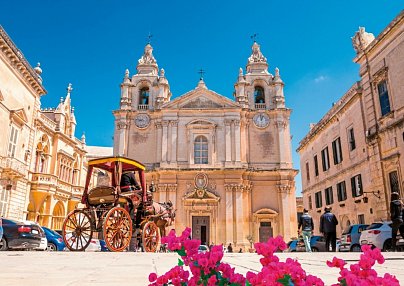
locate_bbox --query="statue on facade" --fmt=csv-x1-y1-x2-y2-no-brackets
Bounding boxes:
248,42,267,63
351,27,375,54
138,44,157,65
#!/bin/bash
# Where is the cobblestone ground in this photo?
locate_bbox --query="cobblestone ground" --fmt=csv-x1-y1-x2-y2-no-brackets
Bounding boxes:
0,251,403,285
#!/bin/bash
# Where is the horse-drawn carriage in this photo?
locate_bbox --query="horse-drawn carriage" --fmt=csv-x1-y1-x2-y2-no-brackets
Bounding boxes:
62,156,175,252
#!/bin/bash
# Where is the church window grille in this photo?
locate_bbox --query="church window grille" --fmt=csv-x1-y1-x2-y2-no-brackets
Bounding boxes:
389,171,400,194
194,136,208,164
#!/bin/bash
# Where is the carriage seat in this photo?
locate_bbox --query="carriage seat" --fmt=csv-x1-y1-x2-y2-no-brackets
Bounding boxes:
87,186,117,206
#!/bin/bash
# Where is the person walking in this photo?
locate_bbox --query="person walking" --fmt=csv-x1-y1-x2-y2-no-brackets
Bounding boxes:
390,192,404,251
320,207,338,252
298,209,314,252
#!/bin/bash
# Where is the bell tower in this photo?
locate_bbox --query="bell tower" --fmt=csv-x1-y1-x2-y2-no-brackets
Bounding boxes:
234,41,285,110
119,43,171,112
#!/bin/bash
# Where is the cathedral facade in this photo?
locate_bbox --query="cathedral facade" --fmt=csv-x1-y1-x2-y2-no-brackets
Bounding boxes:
113,42,297,247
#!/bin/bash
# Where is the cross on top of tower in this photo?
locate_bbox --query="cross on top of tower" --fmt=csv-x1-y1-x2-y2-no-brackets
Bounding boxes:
146,32,153,44
250,33,258,43
198,68,205,80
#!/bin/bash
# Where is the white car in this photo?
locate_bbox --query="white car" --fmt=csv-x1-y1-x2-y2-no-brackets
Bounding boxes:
360,221,404,251
64,233,101,251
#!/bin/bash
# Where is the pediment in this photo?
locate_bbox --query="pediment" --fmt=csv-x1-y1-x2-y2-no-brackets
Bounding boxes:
162,87,240,110
183,188,220,202
10,108,28,127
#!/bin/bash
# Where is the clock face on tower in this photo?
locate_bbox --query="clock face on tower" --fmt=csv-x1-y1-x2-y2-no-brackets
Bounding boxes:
134,113,150,129
253,113,270,128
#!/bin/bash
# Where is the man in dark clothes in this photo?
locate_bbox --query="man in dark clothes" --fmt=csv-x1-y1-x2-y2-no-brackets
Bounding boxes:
320,207,338,252
120,171,140,192
390,192,404,251
298,209,314,252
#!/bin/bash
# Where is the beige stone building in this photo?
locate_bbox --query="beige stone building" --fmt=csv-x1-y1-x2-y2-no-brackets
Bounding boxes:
0,26,89,229
113,41,298,247
27,85,88,230
297,11,404,236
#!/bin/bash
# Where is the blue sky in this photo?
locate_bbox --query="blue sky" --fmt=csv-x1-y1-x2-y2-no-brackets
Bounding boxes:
1,1,402,194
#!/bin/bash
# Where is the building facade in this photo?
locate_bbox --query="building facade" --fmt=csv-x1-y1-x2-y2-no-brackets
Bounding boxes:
297,11,404,235
113,41,298,247
0,26,89,229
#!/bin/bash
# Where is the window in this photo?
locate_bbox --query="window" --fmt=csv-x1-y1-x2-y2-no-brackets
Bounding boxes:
7,125,19,158
315,191,322,208
321,147,330,171
139,87,149,105
254,87,265,104
337,181,347,202
308,195,312,210
194,136,208,164
314,155,319,176
358,214,365,224
325,187,334,205
306,162,310,181
351,174,363,197
0,187,10,217
332,137,343,164
348,128,356,151
389,171,400,194
377,80,390,116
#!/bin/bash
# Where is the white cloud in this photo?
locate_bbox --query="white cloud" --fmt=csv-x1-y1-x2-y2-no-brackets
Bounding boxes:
314,75,328,83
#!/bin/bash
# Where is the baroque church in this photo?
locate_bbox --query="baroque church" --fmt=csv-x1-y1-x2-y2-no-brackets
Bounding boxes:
113,42,297,247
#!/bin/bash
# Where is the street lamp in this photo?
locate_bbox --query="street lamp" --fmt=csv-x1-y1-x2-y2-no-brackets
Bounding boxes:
362,190,381,203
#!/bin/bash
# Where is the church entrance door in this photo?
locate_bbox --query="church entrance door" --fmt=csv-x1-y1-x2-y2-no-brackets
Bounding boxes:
192,216,210,245
259,222,273,242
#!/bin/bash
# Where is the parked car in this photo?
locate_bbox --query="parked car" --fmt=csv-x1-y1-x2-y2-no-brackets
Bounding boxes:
0,217,3,241
64,233,101,252
0,218,42,250
198,245,209,254
295,235,328,252
360,221,404,251
42,227,66,251
284,240,298,252
23,221,47,251
339,224,369,252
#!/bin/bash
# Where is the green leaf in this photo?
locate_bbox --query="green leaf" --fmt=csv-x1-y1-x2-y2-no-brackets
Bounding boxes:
277,274,294,286
177,247,186,257
340,278,348,286
246,281,252,286
177,258,184,266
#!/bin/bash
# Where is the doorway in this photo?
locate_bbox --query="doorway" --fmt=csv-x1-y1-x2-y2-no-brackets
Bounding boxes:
192,216,210,245
259,221,273,242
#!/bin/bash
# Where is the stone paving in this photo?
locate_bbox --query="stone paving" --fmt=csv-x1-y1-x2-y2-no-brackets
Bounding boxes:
0,251,403,285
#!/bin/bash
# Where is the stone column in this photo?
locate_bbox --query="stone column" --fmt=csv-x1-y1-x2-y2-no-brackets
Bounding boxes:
225,120,232,163
171,121,178,164
278,184,292,241
276,118,287,168
161,120,169,162
225,184,234,244
116,121,128,156
234,120,241,162
167,184,177,206
155,122,162,162
235,185,245,246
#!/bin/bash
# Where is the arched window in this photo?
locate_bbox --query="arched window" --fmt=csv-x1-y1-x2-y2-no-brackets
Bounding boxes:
194,136,208,164
254,86,265,104
139,87,149,105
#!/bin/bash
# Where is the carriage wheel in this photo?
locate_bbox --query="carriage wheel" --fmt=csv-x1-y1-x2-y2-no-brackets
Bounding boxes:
103,206,133,252
142,221,160,252
63,210,93,251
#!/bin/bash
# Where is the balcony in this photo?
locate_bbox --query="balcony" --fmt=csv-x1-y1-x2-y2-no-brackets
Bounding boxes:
255,103,266,109
31,173,58,185
0,156,28,177
138,104,149,110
